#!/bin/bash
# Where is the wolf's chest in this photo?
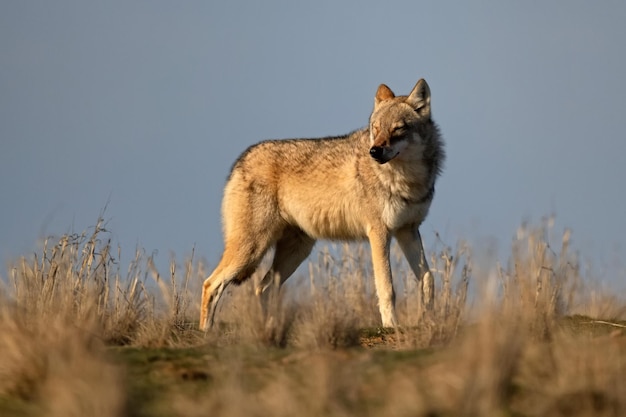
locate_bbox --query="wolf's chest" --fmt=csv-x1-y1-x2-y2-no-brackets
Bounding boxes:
382,197,431,230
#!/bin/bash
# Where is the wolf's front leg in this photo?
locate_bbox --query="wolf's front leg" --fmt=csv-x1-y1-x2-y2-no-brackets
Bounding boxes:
421,270,434,311
368,226,398,327
395,226,434,311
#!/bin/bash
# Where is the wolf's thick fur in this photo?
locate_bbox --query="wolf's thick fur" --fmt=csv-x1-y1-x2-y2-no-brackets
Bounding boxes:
200,78,444,330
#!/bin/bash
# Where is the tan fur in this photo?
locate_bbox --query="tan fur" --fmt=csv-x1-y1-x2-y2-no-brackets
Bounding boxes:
200,78,445,330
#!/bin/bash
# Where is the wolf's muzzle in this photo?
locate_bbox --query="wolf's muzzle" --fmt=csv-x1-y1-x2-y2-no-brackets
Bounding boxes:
370,146,387,164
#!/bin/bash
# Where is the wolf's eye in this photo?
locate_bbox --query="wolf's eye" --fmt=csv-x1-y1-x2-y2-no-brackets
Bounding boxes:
392,124,406,134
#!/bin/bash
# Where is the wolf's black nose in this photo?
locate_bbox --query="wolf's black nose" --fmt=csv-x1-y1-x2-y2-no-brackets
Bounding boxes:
370,146,383,160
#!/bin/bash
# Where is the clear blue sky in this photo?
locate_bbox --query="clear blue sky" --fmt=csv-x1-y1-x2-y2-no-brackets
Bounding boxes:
2,2,625,289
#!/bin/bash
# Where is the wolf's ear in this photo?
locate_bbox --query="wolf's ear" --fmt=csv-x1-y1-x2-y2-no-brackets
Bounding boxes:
375,84,395,106
406,79,431,118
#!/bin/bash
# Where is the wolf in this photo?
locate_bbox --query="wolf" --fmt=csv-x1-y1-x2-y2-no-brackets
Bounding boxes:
200,78,444,330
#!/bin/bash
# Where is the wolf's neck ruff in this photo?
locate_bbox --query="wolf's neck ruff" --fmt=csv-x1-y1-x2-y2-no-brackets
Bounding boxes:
401,184,435,206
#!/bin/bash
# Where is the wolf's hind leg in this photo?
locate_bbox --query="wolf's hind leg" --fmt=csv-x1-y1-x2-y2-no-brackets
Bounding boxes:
257,228,315,311
200,241,271,331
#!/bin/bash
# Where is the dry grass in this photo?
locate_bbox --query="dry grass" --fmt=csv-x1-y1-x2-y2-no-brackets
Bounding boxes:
0,216,624,416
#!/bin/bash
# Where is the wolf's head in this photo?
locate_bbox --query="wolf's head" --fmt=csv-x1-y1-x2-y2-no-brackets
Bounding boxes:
368,79,431,164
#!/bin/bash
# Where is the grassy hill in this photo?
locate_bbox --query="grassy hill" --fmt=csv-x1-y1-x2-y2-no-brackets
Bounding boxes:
1,219,624,416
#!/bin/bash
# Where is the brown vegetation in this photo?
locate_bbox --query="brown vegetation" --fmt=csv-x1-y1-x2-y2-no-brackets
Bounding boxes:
0,217,624,416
